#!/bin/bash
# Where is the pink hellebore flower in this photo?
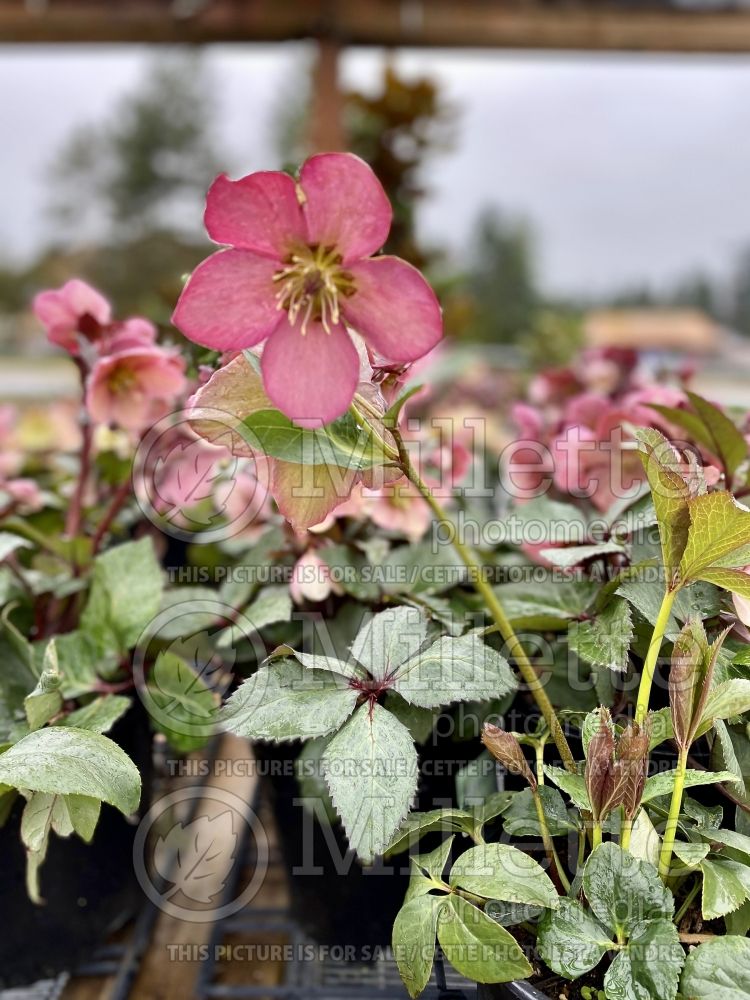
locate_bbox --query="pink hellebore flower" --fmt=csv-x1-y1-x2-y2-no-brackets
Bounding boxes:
33,279,111,355
86,346,187,432
290,549,341,605
98,317,157,355
172,153,443,427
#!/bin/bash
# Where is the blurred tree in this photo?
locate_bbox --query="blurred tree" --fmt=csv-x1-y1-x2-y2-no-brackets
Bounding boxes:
344,64,456,266
48,52,220,241
274,60,456,267
728,246,750,337
466,210,538,344
524,309,583,370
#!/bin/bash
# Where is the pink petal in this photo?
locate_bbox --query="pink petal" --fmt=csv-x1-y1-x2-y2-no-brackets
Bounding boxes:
63,279,111,325
261,318,359,428
343,256,442,363
300,153,391,263
172,250,281,351
204,171,306,258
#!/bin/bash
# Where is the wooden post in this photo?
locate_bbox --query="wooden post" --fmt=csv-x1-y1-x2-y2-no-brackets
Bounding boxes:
308,35,345,153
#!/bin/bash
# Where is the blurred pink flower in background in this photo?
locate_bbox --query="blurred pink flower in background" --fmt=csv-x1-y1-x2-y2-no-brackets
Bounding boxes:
98,317,157,355
290,549,341,604
172,152,442,426
86,346,187,432
506,349,700,511
33,279,111,355
2,478,43,512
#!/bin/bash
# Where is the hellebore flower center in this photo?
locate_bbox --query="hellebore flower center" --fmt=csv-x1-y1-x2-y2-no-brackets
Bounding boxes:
272,243,355,334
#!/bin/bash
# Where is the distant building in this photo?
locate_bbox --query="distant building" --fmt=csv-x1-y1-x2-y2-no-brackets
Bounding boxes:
585,307,750,406
585,308,720,357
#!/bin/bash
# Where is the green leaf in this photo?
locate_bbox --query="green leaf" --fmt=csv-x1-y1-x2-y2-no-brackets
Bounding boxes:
385,808,473,857
448,843,559,909
697,565,750,599
50,630,105,698
322,703,418,863
642,768,736,803
679,491,750,583
21,790,100,848
680,936,750,1000
502,786,576,837
286,648,365,682
568,597,633,673
384,692,437,743
629,809,661,869
712,721,747,797
243,408,386,470
350,606,428,681
319,544,379,602
700,857,750,919
383,384,425,427
686,391,749,480
155,587,226,641
147,650,218,752
392,633,516,709
58,695,130,734
583,843,673,938
537,898,613,979
437,894,532,983
698,827,750,858
633,426,691,579
604,919,683,1000
392,894,446,998
647,403,717,453
0,532,32,561
726,900,750,936
0,727,140,814
455,750,497,810
219,660,358,742
702,679,750,724
671,841,709,867
492,580,597,631
411,836,454,884
81,538,163,651
617,577,719,640
24,639,62,731
539,541,626,569
272,460,360,534
543,765,591,810
484,900,544,927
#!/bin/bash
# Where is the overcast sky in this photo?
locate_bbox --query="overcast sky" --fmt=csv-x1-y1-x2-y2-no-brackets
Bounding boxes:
3,43,750,295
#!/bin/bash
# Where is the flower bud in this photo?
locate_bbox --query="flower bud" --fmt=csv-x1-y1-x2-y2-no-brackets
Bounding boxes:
481,724,536,790
670,620,729,751
585,708,623,823
615,721,650,821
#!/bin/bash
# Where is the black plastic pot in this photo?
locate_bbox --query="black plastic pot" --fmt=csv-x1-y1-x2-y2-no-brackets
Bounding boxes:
477,982,550,999
0,703,153,987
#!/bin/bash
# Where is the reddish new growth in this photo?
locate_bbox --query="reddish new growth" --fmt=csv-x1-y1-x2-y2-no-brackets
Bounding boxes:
348,672,396,717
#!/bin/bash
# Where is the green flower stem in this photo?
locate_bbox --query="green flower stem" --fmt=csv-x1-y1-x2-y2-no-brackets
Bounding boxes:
349,401,400,463
592,822,603,849
394,430,576,774
535,740,546,785
620,812,633,852
635,587,677,725
533,788,571,893
674,877,701,925
453,886,486,907
659,746,688,881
